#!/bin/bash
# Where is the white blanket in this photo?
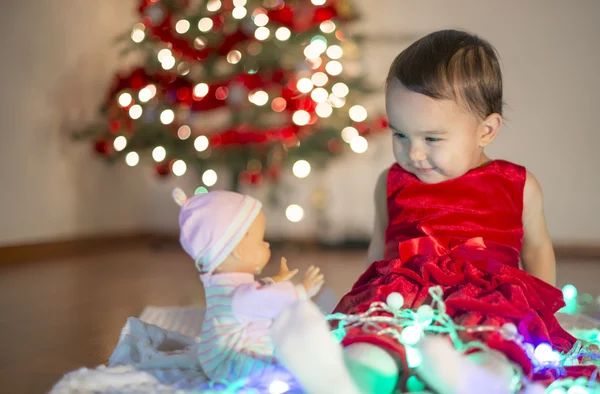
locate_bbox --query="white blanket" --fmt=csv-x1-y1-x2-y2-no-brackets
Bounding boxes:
49,287,340,394
49,302,600,394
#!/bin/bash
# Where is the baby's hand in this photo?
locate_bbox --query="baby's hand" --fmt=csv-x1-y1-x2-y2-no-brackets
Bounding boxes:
301,266,325,298
272,257,299,283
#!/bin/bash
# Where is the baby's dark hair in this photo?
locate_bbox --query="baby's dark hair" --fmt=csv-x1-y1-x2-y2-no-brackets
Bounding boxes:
387,29,503,119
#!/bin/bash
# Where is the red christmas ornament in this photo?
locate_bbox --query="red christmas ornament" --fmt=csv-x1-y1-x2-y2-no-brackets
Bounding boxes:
177,87,190,101
94,140,112,156
155,162,170,177
249,172,263,185
109,120,121,133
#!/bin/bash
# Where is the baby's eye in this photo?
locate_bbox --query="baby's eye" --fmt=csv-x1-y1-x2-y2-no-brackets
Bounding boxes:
425,137,442,142
394,133,407,139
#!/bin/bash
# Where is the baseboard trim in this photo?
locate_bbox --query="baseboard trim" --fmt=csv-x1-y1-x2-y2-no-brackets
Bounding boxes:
1,233,599,264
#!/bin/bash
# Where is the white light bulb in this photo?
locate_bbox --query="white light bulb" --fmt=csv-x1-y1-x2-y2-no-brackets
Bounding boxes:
292,110,310,126
349,105,367,122
157,49,172,62
227,50,242,64
303,45,320,59
320,20,336,34
297,78,314,93
138,85,156,102
292,160,311,178
332,82,349,98
232,7,247,19
329,94,346,108
194,83,209,98
315,102,332,118
275,27,291,41
326,45,343,59
152,146,166,162
386,292,404,309
311,40,327,55
118,93,133,107
534,343,554,362
250,90,268,106
206,0,222,12
131,30,145,43
113,136,127,152
175,20,190,34
311,0,326,5
310,88,328,103
406,346,422,368
194,136,209,152
125,152,139,167
202,169,218,186
341,126,358,143
325,60,343,76
160,109,175,125
129,105,143,119
254,13,269,27
172,160,187,176
161,56,176,70
311,72,328,87
268,379,290,394
255,26,270,41
400,325,422,346
286,205,304,222
177,125,191,140
198,17,214,32
416,305,434,325
350,136,368,153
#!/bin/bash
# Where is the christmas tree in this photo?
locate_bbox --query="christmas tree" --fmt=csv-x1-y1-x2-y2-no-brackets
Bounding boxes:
77,0,386,191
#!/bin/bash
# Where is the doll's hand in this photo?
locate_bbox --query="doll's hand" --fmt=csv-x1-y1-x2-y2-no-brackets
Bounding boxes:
301,266,325,298
272,257,299,283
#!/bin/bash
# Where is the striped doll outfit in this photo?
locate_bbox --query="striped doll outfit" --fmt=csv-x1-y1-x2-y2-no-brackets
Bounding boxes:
197,272,307,381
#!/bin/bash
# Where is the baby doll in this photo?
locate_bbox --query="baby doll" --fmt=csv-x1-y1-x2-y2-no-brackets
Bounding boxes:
172,188,324,383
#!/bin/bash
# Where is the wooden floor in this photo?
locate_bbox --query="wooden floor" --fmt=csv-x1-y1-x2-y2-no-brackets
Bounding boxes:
0,243,599,393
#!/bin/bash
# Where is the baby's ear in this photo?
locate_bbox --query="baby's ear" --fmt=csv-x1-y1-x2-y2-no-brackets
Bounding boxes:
478,113,502,147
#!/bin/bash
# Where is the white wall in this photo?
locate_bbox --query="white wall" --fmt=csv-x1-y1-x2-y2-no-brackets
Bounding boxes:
0,1,149,246
1,0,599,246
344,0,600,244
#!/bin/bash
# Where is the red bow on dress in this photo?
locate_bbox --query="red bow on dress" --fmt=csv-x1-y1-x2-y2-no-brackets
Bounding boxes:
399,235,487,262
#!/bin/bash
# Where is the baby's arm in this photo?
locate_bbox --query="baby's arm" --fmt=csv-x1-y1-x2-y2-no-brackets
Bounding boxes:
367,169,389,264
521,171,556,286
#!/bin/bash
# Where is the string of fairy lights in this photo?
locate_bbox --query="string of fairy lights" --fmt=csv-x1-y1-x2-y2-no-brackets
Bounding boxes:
196,284,600,394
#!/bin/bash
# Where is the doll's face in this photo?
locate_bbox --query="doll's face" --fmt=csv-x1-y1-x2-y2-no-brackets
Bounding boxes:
214,210,271,275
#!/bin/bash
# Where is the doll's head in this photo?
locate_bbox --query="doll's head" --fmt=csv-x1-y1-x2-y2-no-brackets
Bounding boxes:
173,188,271,275
385,29,504,184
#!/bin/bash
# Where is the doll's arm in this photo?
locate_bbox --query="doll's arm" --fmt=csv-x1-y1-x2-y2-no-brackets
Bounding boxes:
521,171,556,286
367,169,389,265
232,281,308,319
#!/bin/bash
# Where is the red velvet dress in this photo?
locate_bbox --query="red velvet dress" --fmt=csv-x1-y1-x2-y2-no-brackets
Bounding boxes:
334,160,595,383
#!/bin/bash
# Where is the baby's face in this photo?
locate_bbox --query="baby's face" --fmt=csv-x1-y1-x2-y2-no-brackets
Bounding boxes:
385,79,492,184
231,210,272,275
